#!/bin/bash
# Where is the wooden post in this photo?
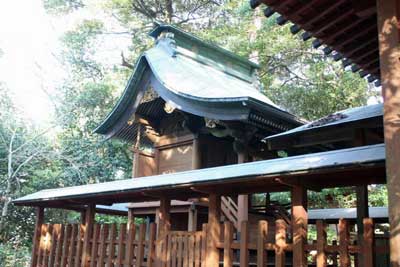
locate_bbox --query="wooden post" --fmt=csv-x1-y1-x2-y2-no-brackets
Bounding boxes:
81,204,95,267
292,186,308,267
31,207,44,267
240,221,249,267
377,0,400,266
275,219,286,267
158,197,171,237
316,220,327,267
339,219,350,267
116,224,126,266
237,152,248,233
188,207,198,232
89,224,100,267
192,136,201,169
128,208,135,229
353,129,369,267
157,197,171,267
148,223,157,267
356,184,369,266
363,218,375,267
125,223,135,266
207,193,221,267
257,221,268,267
223,221,233,267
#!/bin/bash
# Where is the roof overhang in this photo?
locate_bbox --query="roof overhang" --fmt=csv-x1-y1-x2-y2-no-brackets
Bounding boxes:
252,0,380,85
265,104,383,150
13,144,386,208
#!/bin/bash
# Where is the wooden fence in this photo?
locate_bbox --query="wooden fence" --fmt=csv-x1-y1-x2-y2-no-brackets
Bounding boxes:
218,218,389,267
33,223,156,267
161,227,207,267
31,219,388,267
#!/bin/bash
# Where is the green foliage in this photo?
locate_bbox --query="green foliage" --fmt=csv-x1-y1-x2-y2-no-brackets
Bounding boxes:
0,0,387,263
43,0,84,14
0,242,30,267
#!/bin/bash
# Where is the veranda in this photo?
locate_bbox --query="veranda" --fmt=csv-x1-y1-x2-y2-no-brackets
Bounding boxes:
16,144,388,267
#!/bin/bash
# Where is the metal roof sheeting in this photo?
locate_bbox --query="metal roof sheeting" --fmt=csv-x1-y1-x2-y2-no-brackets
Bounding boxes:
308,207,388,221
265,103,383,142
13,144,385,206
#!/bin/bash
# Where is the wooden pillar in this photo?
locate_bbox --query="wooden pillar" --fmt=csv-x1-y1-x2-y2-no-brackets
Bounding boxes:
207,193,221,267
292,185,308,267
188,206,198,231
31,207,44,267
158,197,171,237
128,208,135,229
237,152,248,233
356,186,369,235
353,129,369,265
192,136,201,170
81,204,95,267
377,0,400,266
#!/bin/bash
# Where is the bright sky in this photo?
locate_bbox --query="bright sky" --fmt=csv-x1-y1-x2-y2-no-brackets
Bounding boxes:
0,0,65,124
0,0,133,126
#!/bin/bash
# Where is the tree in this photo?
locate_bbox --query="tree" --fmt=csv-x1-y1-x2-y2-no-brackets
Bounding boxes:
0,85,54,240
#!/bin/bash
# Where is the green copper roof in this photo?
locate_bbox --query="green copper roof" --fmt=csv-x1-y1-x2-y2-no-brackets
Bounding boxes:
149,23,260,76
95,24,301,139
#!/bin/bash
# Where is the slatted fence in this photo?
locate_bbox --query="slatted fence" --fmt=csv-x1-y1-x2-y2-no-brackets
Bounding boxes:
163,228,207,267
218,218,389,267
33,223,156,267
31,219,388,267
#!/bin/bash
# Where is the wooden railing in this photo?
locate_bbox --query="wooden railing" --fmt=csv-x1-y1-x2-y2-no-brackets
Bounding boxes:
33,222,156,267
218,218,389,267
31,218,388,267
221,196,239,229
161,228,207,267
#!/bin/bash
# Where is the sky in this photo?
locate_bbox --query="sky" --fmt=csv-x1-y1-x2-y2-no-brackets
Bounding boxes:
0,0,133,126
0,0,65,124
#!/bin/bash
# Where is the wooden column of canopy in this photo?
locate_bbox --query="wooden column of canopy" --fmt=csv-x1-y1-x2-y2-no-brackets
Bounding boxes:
377,0,400,265
237,152,249,234
291,186,307,267
207,193,221,267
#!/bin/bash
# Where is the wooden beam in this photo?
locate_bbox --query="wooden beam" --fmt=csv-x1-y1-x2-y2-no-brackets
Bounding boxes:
206,193,221,267
292,186,308,267
351,0,376,18
377,0,400,266
31,207,44,267
158,197,171,237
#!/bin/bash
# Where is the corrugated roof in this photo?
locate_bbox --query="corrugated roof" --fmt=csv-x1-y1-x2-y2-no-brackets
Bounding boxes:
13,144,385,206
265,103,383,143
